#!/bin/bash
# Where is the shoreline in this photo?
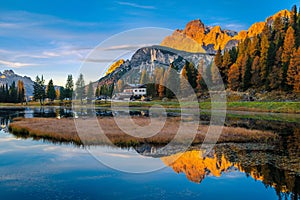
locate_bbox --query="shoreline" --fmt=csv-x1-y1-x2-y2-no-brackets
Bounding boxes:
0,101,299,114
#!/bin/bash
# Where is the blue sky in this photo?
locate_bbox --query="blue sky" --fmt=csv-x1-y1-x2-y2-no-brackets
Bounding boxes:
0,0,298,85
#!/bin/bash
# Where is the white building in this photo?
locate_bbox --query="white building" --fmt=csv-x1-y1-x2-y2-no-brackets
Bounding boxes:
123,84,147,97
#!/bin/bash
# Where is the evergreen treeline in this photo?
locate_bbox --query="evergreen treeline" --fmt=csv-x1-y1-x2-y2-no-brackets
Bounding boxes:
216,5,300,92
0,80,25,103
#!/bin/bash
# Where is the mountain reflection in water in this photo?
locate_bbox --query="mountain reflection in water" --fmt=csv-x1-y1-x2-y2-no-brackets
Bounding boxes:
161,140,299,200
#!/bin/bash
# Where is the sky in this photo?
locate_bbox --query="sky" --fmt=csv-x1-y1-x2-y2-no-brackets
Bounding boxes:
0,0,298,85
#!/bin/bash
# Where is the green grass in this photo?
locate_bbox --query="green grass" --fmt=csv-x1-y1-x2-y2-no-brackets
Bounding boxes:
1,100,299,113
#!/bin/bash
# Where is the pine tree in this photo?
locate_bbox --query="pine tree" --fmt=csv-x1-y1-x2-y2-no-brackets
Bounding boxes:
241,53,252,90
75,73,85,103
228,63,241,91
87,81,94,101
46,79,56,101
158,75,165,98
251,56,261,87
186,62,197,89
249,36,260,58
65,75,74,100
9,81,17,103
59,87,65,101
180,65,190,97
282,26,296,88
33,75,45,105
166,63,179,98
268,47,283,90
287,48,300,90
17,80,25,104
259,34,270,83
55,88,60,100
213,48,224,84
229,47,238,63
282,26,296,64
95,86,100,98
222,50,232,80
196,60,207,94
290,5,298,31
273,16,286,47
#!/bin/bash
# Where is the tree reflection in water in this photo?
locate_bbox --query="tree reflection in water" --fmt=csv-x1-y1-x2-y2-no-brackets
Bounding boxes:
161,127,299,200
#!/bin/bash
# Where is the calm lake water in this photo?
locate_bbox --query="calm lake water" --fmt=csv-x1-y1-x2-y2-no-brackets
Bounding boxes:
0,107,299,200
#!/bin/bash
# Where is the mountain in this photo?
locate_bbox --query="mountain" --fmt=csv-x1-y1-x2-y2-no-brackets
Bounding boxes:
98,45,214,86
161,19,237,53
0,70,34,97
161,10,292,53
98,7,299,98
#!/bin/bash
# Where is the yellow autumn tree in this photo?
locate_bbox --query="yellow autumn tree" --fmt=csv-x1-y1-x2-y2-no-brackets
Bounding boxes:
287,48,300,90
228,63,240,91
282,26,296,64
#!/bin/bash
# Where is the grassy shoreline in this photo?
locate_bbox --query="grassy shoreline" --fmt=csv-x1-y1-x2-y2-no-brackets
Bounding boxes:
8,117,278,146
1,101,300,113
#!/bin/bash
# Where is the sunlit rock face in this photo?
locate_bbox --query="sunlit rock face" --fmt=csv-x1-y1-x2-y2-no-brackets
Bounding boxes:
105,59,125,76
161,19,237,52
161,10,292,53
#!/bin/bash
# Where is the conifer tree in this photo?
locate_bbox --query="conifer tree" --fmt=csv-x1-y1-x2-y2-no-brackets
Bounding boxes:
166,63,179,98
251,56,261,87
282,26,296,88
33,75,45,105
287,48,300,90
17,80,25,104
75,73,85,103
196,60,207,94
180,65,190,96
158,75,165,98
259,34,270,83
9,81,17,103
65,75,74,100
46,79,56,101
228,63,240,91
87,81,94,100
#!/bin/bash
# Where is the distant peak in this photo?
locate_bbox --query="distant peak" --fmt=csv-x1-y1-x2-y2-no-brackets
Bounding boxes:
3,69,15,75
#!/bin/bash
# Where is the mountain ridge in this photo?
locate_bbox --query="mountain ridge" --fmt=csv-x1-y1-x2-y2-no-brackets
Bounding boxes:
161,9,292,53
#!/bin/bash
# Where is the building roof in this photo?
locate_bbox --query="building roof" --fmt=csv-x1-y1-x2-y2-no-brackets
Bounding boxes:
123,84,146,89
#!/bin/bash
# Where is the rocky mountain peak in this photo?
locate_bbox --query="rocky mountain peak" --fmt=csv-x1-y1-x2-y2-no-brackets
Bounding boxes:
0,69,34,97
161,19,237,52
2,69,15,76
161,9,293,53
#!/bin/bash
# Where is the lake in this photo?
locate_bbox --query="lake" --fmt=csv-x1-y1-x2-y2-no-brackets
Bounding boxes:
0,107,299,200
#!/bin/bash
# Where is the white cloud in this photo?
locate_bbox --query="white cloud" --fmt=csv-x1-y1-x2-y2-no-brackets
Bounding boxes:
0,59,39,68
117,1,155,9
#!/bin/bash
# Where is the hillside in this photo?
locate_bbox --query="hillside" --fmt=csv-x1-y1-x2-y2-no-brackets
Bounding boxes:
0,70,34,97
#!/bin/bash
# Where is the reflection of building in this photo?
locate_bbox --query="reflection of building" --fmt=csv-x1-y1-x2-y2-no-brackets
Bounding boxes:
123,84,146,97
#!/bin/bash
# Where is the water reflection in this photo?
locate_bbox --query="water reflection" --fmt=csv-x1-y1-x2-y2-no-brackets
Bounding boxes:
1,107,300,199
161,138,300,200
